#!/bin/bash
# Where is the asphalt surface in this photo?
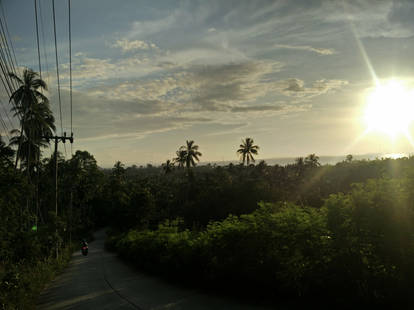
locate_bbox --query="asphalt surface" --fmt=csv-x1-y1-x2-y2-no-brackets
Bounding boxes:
37,230,275,310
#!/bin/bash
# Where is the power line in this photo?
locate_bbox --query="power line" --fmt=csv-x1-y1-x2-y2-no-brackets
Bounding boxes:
0,7,21,125
0,98,13,133
68,0,73,156
0,31,17,91
38,0,50,85
51,0,65,156
0,2,18,68
0,102,10,139
34,0,42,79
0,12,19,90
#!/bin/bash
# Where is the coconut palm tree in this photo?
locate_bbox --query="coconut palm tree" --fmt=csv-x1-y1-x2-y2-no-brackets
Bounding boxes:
9,128,49,171
162,159,174,174
173,149,186,168
304,153,320,168
237,137,259,165
9,68,55,170
181,140,202,169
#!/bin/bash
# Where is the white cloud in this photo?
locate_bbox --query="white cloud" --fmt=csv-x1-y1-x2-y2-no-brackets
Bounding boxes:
276,78,349,98
274,44,335,55
112,38,158,52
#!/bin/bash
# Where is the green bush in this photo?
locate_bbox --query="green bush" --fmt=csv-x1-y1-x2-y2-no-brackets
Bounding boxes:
0,245,73,310
322,178,414,302
111,203,330,297
109,177,414,304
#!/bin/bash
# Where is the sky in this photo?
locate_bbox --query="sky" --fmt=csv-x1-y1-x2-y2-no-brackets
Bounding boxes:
2,0,414,167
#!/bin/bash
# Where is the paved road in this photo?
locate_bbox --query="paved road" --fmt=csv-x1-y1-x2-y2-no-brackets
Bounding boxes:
37,230,276,310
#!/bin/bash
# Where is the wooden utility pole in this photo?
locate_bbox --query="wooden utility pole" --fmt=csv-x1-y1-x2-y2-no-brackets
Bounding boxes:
45,132,73,258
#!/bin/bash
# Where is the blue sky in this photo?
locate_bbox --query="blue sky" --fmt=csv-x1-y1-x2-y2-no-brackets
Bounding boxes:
2,0,414,167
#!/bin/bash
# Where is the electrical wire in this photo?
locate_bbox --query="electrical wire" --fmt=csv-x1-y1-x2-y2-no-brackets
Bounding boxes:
0,2,18,68
0,9,21,125
68,0,73,156
34,0,42,79
38,0,50,86
0,14,19,90
51,0,66,156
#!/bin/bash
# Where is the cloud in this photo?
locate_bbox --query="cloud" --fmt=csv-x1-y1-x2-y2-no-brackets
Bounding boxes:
89,61,284,113
324,0,414,39
52,88,212,142
277,78,348,97
230,104,284,113
186,61,283,111
112,38,158,52
388,0,414,27
273,44,335,55
57,54,161,88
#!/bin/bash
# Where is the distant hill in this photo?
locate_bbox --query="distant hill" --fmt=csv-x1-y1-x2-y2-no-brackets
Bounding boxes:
203,152,412,167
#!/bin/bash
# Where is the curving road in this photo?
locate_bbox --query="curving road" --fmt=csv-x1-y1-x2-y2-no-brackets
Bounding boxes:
37,230,275,310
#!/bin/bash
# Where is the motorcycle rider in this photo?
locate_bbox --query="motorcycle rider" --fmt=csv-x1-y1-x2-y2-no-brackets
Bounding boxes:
81,239,89,256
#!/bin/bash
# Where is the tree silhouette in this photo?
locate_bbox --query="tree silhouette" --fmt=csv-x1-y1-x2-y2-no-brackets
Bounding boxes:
346,154,353,163
9,68,55,170
237,137,259,166
162,159,174,174
305,154,320,168
174,149,186,168
180,140,202,170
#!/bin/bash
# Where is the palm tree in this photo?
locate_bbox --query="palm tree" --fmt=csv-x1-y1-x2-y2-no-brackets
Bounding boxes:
173,149,186,168
162,159,174,174
345,154,353,163
237,137,259,165
294,156,305,177
9,68,55,170
9,128,49,171
304,153,320,168
181,140,202,169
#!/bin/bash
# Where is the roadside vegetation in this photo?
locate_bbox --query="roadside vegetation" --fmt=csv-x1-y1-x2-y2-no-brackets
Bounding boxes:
104,152,414,306
0,69,101,309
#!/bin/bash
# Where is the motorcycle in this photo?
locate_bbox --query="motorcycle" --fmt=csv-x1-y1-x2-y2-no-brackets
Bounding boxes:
81,245,88,256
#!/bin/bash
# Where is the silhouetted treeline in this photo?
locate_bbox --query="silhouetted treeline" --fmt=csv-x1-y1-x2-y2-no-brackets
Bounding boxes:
99,156,413,230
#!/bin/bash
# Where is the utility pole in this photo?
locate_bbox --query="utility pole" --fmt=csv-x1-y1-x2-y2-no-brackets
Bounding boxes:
45,132,73,258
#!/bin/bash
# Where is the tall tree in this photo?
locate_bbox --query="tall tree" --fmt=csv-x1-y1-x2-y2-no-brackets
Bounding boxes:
174,149,186,168
181,140,202,169
305,153,320,168
162,159,174,174
237,137,259,166
9,68,55,170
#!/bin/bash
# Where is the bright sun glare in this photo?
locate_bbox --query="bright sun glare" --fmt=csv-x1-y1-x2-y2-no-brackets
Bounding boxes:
364,80,414,137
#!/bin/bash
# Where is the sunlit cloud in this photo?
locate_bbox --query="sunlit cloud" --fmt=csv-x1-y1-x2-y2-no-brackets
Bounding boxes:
273,44,335,55
276,78,348,98
112,38,158,52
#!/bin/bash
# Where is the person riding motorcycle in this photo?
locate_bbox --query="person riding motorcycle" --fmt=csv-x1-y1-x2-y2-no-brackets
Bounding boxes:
81,239,88,256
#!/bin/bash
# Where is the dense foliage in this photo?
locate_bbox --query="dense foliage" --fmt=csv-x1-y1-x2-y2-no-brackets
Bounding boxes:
104,156,414,305
0,148,102,309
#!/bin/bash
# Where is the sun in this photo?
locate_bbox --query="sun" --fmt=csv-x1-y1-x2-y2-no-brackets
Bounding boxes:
364,80,414,137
